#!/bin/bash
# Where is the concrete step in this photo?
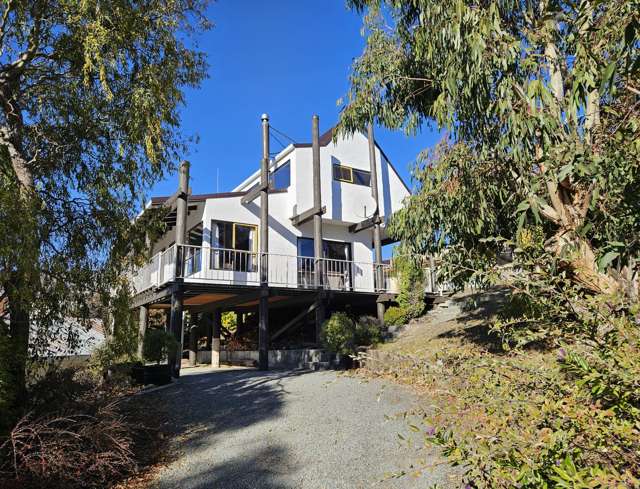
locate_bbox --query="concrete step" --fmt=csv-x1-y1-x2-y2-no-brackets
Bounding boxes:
304,361,332,371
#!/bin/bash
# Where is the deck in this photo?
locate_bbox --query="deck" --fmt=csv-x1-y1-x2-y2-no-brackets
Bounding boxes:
132,244,397,297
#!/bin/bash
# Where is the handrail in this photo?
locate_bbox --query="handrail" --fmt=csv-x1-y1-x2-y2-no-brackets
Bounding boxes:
132,244,399,294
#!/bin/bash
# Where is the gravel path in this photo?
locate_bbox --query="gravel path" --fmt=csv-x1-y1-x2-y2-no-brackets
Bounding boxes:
148,367,453,489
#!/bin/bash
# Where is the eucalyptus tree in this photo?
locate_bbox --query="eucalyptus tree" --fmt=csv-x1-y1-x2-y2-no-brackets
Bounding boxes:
0,0,210,418
340,0,639,296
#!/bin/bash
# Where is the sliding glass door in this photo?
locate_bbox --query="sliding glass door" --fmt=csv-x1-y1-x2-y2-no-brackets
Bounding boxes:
296,238,352,290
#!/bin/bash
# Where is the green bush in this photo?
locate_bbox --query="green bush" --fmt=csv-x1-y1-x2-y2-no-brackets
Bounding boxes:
321,313,384,355
142,329,178,365
355,316,382,347
383,306,409,326
394,255,426,320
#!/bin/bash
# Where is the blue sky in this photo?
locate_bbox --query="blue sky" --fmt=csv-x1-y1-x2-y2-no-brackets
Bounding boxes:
150,0,441,199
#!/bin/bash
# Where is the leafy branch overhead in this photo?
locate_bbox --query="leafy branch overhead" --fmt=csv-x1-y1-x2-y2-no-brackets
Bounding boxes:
340,0,640,295
0,0,211,423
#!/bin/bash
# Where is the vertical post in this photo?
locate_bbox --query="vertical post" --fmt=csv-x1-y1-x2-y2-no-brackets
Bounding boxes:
312,115,325,342
169,160,190,377
211,309,221,368
137,233,152,357
367,123,385,326
258,114,270,370
188,315,197,367
429,255,437,294
137,305,149,360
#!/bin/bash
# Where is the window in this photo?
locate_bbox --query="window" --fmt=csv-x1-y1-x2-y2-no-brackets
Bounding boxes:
333,164,370,187
211,220,258,271
333,164,353,183
269,161,290,190
353,168,371,186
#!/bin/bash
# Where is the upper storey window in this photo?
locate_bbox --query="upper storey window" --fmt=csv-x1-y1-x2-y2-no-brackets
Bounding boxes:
269,161,290,190
332,164,371,187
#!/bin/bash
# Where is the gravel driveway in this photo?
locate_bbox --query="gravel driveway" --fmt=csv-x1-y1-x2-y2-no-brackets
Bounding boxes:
149,367,453,489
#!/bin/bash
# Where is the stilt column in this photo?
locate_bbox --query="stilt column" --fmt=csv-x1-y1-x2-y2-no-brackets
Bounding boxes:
312,115,326,342
188,316,197,367
137,305,149,360
211,309,221,368
367,123,386,326
258,114,270,370
169,160,190,377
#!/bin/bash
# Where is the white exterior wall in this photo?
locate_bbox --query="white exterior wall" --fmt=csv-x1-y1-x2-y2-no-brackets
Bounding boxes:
235,130,410,227
144,128,410,291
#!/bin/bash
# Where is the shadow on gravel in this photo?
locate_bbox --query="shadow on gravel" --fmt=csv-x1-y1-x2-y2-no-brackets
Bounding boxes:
147,368,310,488
158,443,292,489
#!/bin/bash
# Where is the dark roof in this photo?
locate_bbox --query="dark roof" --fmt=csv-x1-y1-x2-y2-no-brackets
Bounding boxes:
294,125,411,195
149,189,288,206
150,191,246,205
292,127,335,148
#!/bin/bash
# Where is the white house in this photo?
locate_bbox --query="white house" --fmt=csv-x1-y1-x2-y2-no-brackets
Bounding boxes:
132,119,410,371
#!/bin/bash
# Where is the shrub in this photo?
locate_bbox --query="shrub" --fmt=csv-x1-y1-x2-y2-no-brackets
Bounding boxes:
320,313,355,355
394,255,426,320
355,316,382,347
142,329,178,365
383,306,409,326
0,366,165,489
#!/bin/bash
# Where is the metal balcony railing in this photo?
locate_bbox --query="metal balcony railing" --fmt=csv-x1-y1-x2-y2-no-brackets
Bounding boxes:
131,244,396,295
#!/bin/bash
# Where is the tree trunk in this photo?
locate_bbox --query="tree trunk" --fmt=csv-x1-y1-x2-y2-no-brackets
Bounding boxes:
548,230,620,295
4,279,30,416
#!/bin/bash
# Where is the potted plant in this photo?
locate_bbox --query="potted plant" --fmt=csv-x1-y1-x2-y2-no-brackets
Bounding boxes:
132,329,178,385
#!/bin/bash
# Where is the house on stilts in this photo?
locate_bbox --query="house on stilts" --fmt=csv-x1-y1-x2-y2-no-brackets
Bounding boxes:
131,115,410,374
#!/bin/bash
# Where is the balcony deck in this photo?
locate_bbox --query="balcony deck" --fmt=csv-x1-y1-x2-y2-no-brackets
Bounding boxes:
132,245,398,298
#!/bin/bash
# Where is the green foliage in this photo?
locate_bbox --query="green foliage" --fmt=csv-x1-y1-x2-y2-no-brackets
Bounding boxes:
0,0,211,420
142,329,178,365
383,306,410,327
321,313,382,355
341,0,640,294
343,1,640,484
354,316,382,347
221,311,237,334
321,313,355,355
394,255,426,320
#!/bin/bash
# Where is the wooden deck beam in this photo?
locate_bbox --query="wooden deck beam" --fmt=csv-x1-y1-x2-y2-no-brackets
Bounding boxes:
348,215,382,234
290,205,326,226
240,182,268,205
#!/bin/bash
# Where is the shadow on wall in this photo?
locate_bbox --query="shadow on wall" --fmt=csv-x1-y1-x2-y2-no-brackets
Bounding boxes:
330,156,342,221
245,201,299,248
380,155,392,219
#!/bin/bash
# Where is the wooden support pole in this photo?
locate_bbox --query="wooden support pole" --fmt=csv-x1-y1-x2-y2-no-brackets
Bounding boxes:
258,114,270,370
211,309,221,368
169,290,183,376
312,115,326,342
367,123,385,326
188,317,197,367
169,160,189,377
137,304,148,360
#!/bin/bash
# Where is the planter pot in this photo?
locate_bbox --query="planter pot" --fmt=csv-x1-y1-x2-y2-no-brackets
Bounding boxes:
335,353,354,370
131,364,172,386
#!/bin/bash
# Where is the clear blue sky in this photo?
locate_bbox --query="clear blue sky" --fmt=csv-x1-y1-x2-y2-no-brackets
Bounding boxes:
150,0,441,200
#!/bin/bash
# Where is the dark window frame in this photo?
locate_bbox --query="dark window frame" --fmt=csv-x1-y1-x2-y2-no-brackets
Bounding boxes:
333,164,370,187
